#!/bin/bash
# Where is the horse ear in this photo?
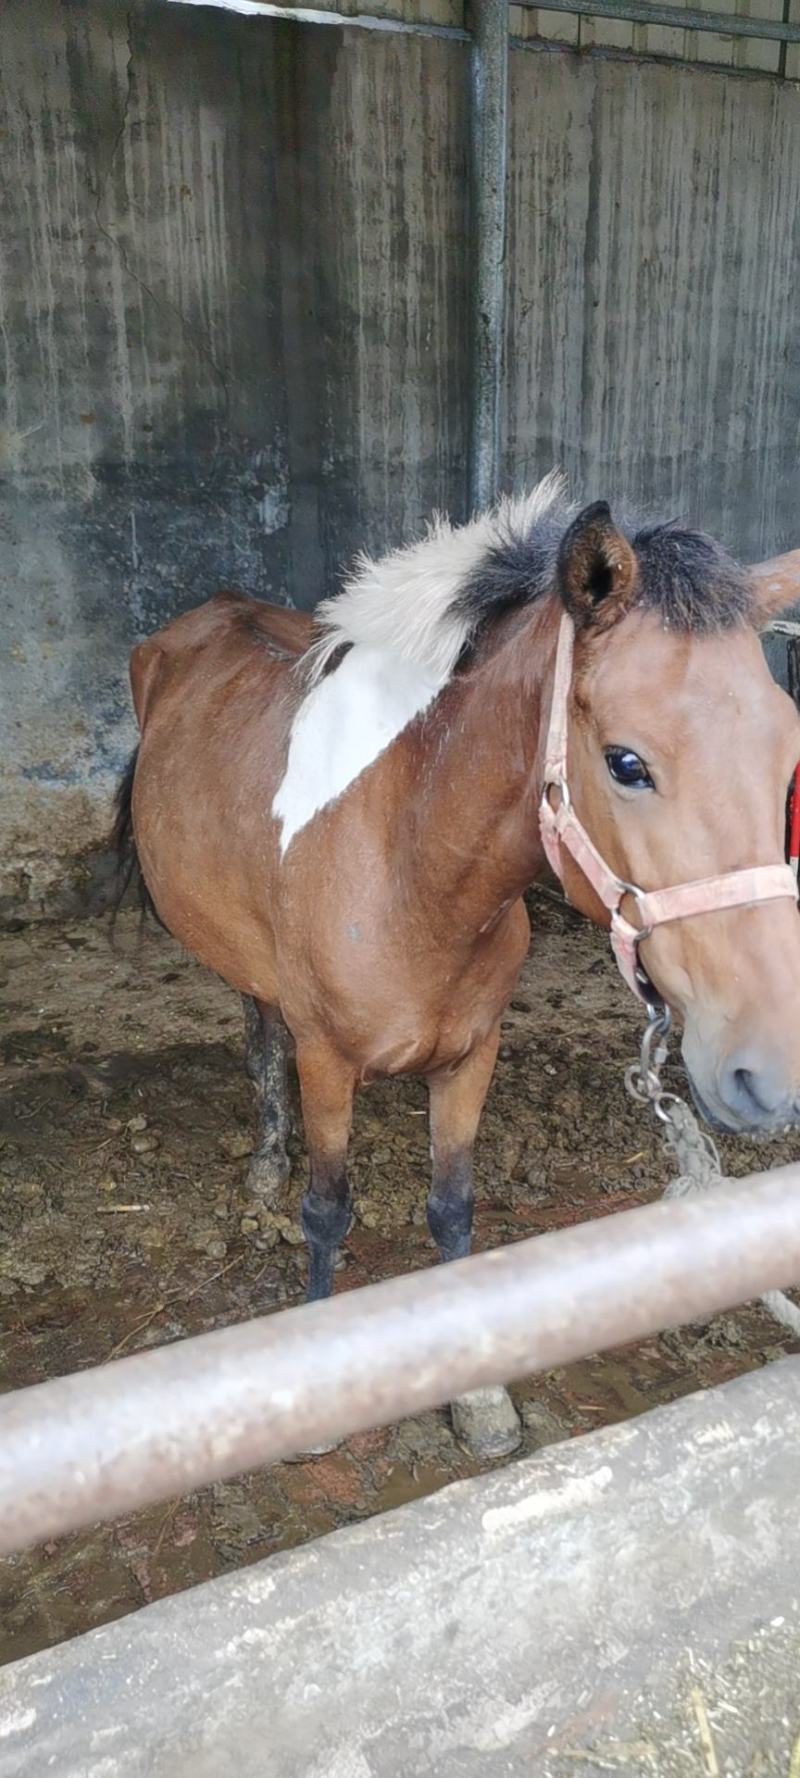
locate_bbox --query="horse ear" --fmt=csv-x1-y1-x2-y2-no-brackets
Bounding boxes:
557,502,638,631
749,549,800,628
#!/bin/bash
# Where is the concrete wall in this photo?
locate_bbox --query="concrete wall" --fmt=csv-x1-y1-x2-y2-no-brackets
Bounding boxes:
2,1,800,908
505,46,800,541
0,0,469,908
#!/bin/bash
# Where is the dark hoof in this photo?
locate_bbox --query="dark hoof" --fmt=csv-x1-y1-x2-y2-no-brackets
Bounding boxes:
451,1386,522,1460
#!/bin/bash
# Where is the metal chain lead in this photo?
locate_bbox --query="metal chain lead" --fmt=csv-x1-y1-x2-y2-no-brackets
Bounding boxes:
624,1006,800,1336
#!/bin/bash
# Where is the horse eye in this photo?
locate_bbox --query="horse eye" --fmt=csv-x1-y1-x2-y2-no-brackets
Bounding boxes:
604,747,654,790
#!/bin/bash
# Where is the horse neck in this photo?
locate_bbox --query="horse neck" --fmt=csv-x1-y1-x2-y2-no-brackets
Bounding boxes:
406,595,560,926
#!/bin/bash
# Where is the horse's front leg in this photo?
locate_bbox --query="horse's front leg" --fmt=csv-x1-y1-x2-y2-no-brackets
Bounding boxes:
427,1024,522,1461
242,996,291,1204
296,1041,355,1303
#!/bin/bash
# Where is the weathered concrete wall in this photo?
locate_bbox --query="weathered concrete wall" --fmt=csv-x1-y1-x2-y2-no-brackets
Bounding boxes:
0,1,469,908
2,1359,800,1775
2,3,800,908
504,45,800,550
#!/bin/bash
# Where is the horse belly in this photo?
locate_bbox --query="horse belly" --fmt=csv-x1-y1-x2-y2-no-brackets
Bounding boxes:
135,792,282,1000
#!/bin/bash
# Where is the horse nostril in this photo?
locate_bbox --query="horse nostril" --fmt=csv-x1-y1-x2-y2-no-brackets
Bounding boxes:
723,1060,786,1125
731,1067,768,1116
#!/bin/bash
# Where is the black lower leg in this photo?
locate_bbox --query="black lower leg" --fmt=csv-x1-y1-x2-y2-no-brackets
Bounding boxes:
302,1164,351,1303
427,1149,474,1263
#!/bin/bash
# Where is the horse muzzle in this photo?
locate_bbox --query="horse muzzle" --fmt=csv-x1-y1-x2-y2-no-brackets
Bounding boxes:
684,1043,800,1136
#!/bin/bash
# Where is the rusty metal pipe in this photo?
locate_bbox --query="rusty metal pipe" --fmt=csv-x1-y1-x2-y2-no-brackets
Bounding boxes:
3,1165,800,1555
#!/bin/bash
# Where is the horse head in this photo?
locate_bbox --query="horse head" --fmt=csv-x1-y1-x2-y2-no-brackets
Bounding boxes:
553,502,800,1134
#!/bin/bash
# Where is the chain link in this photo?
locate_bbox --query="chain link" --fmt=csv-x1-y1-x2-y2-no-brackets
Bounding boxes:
624,1004,676,1121
624,1005,800,1336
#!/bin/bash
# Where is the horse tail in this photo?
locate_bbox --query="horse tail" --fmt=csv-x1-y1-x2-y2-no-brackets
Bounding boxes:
111,747,161,928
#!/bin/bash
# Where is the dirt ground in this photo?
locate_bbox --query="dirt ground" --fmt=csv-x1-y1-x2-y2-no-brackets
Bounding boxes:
541,1618,800,1777
1,887,799,1670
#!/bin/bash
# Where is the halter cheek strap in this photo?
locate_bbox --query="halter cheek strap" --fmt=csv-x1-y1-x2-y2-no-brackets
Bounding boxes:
539,611,798,1004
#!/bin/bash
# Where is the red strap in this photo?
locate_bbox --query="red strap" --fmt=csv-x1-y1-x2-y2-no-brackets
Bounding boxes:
789,763,800,878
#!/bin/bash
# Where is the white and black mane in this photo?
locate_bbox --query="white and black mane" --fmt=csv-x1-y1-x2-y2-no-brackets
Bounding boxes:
310,471,752,688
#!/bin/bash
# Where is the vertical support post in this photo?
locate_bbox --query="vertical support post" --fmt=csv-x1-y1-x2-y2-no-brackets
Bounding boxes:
467,0,509,514
778,0,791,77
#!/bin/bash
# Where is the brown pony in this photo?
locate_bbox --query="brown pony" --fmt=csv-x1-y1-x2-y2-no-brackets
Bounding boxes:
116,478,800,1455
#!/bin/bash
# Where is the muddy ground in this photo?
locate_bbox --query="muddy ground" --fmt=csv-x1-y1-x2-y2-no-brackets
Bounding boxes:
1,888,799,1669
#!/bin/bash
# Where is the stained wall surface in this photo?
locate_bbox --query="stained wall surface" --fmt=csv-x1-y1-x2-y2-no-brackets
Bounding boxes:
2,1,798,904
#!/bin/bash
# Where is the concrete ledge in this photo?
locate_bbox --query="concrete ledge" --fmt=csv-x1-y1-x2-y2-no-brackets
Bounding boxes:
2,1359,800,1776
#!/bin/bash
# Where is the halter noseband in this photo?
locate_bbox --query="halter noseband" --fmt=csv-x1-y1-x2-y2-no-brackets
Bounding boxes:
539,611,798,1005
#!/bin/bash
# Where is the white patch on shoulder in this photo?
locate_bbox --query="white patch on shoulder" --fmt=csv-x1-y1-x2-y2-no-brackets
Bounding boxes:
272,469,570,855
273,644,441,854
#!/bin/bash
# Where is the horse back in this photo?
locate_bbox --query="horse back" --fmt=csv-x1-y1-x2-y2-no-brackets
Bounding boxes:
129,591,314,730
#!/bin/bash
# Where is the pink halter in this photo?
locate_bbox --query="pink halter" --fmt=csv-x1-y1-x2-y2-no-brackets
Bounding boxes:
539,611,798,1004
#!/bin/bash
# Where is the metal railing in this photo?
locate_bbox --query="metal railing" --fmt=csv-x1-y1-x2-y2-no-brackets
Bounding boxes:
170,1,800,50
515,0,800,44
3,1163,800,1555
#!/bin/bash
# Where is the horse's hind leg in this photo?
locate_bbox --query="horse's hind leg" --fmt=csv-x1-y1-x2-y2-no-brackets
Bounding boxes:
242,996,291,1204
427,1024,522,1461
